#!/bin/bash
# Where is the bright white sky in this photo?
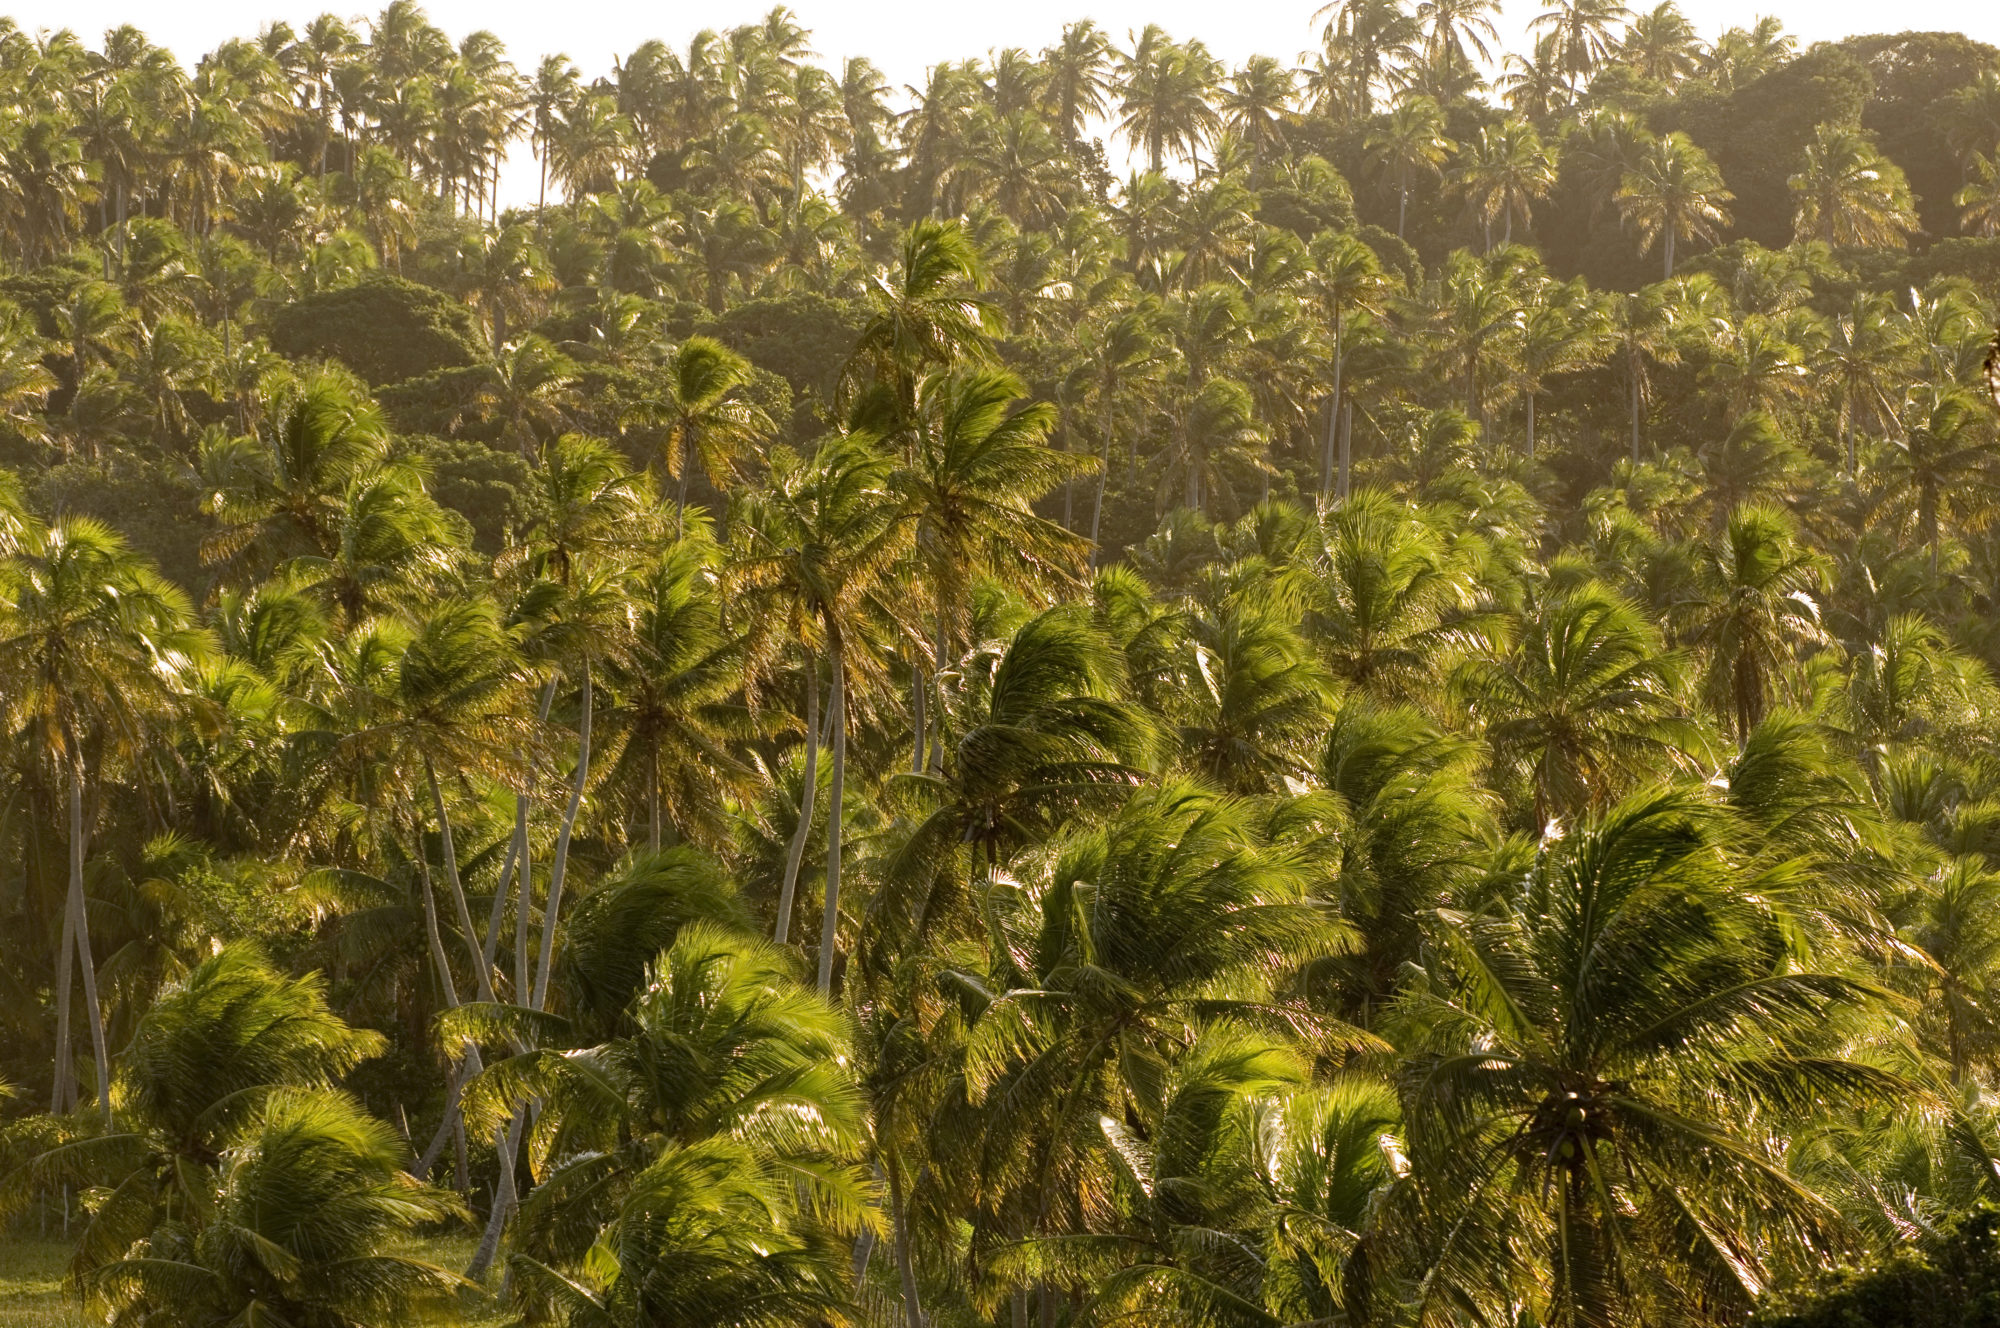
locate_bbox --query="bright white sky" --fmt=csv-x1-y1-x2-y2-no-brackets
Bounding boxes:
9,0,2000,203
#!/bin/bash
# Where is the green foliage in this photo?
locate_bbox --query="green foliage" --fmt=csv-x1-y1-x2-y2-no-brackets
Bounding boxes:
266,275,488,386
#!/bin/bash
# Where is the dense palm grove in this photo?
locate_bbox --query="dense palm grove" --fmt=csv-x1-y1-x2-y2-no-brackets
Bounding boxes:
3,2,2000,1325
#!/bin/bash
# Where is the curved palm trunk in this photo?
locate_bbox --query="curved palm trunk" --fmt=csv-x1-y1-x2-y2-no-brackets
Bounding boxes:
532,660,591,1013
776,649,819,945
887,1142,926,1328
816,634,847,995
1089,395,1115,569
425,755,494,1004
67,754,112,1124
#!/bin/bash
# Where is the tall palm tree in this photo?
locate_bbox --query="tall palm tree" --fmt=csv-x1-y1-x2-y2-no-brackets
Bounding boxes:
1677,503,1829,740
1817,292,1910,475
0,517,209,1121
1454,582,1698,828
645,336,773,527
1116,28,1223,172
1888,386,1998,574
1453,117,1555,249
846,218,998,423
1365,95,1452,238
1789,123,1919,250
732,437,911,986
1304,231,1391,499
88,1090,467,1326
1615,131,1732,278
1529,0,1633,92
1401,787,1904,1328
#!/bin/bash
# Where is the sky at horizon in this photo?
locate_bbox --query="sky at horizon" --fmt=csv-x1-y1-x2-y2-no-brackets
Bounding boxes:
6,0,1998,203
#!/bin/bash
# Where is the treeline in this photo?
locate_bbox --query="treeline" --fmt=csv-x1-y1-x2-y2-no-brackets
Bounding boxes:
1,4,2000,1328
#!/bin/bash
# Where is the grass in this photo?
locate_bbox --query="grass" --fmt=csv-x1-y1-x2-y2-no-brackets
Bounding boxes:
0,1234,513,1327
0,1240,78,1328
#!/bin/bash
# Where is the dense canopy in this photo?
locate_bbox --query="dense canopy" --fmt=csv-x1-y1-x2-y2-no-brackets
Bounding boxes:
2,5,2000,1328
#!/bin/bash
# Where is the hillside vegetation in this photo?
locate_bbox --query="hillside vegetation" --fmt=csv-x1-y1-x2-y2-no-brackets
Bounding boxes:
3,5,2000,1327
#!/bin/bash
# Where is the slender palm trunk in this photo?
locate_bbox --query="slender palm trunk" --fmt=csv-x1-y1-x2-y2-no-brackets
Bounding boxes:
1526,392,1537,459
426,756,494,1003
1629,358,1643,463
816,634,847,995
776,649,819,945
648,742,662,853
68,755,111,1124
1089,394,1114,569
1663,227,1676,279
51,820,76,1114
1336,400,1354,501
532,660,591,1012
675,431,693,533
888,1145,926,1328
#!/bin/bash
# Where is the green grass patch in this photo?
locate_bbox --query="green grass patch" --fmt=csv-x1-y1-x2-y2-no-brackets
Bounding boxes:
0,1241,80,1328
0,1233,512,1326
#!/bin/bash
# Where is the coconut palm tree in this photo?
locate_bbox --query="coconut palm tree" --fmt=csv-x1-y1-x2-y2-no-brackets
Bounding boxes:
1453,117,1554,249
462,921,869,1287
1528,0,1633,92
1116,28,1223,172
87,1090,467,1326
731,436,911,986
1789,123,1919,250
1677,504,1829,740
644,336,773,528
1401,786,1906,1328
1887,385,1998,575
1366,95,1452,239
0,517,209,1121
1615,131,1732,278
846,218,998,423
1455,582,1698,828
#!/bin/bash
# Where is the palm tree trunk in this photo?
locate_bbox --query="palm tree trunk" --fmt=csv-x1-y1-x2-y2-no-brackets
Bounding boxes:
910,658,926,775
532,660,591,1013
1629,358,1642,464
776,649,819,945
1844,407,1857,477
816,634,847,995
69,755,112,1124
888,1146,926,1328
1337,400,1354,502
51,821,76,1114
1089,396,1114,569
648,742,662,853
675,432,693,534
1663,227,1676,280
426,756,495,1003
1526,392,1537,459
466,1109,525,1280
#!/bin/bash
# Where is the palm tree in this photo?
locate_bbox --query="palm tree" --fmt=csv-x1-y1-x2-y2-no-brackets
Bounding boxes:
0,518,209,1121
1402,787,1904,1328
846,218,998,423
1303,489,1492,700
1365,95,1452,238
900,367,1091,689
868,602,1152,963
88,1090,467,1326
1304,232,1391,499
950,781,1367,1307
1888,386,1998,574
19,945,385,1274
1218,57,1299,177
1455,582,1698,828
1954,150,2000,237
731,437,911,986
644,336,773,527
1510,282,1611,457
1616,131,1732,278
1116,28,1223,172
1454,117,1555,249
1619,2,1703,84
1677,504,1829,740
463,920,868,1314
1790,123,1919,249
1818,292,1910,475
1417,0,1501,91
1041,21,1114,150
1529,0,1633,92
1172,598,1333,793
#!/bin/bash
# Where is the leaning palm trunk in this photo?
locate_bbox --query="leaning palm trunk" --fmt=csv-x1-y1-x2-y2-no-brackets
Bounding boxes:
816,635,847,995
775,649,819,946
888,1144,926,1328
532,660,591,1012
425,756,494,1004
52,750,113,1124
